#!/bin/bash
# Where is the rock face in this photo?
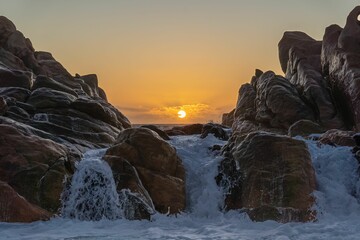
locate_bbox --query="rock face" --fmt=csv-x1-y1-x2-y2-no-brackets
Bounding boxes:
217,132,316,222
103,128,186,218
0,181,51,222
0,16,130,222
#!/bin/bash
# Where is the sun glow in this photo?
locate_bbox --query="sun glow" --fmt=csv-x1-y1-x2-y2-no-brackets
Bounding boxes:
177,110,187,118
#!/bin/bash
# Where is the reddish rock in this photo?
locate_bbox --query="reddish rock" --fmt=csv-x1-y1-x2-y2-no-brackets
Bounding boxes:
0,181,51,222
0,124,73,212
217,132,316,222
104,128,185,215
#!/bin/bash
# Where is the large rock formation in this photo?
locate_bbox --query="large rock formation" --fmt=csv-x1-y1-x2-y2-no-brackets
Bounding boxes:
220,6,360,222
217,132,316,222
103,128,186,219
0,16,130,222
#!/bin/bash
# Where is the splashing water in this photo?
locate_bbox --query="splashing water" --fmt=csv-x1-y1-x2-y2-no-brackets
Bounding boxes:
61,149,122,221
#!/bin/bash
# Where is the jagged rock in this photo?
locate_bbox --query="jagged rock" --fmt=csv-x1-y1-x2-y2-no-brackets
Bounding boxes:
141,125,170,140
221,109,235,127
98,87,108,102
0,181,51,222
104,128,186,215
0,96,7,115
200,123,229,140
0,68,33,89
27,87,76,109
318,129,356,147
0,124,75,212
0,16,16,45
279,31,344,129
288,119,325,137
0,87,30,102
322,6,360,130
217,131,316,222
169,124,203,135
75,74,99,98
32,75,78,97
254,71,315,128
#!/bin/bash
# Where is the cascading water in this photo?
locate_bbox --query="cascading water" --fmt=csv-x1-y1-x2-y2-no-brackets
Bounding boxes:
61,149,123,221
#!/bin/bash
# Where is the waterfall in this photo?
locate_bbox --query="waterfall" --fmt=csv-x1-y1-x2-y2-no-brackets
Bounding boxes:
61,149,123,221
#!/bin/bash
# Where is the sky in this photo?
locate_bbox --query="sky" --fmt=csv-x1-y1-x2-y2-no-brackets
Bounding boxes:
0,0,358,124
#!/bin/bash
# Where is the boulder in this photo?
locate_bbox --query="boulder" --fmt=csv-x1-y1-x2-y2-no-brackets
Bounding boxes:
27,87,76,109
217,131,316,222
288,119,325,137
0,181,51,222
200,123,229,140
0,87,31,102
141,125,170,140
0,16,16,46
170,124,203,135
32,75,78,97
104,128,186,215
0,68,33,89
0,124,74,212
253,71,315,129
318,129,356,147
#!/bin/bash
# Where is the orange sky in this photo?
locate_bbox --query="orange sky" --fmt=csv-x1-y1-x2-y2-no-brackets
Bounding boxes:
1,0,358,123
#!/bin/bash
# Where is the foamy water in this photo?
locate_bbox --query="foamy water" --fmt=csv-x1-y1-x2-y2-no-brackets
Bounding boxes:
1,135,360,240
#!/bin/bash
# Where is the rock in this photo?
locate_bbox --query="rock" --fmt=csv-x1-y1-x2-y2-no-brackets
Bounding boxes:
0,124,74,212
0,16,16,46
322,6,360,130
288,119,325,137
217,132,316,222
279,31,344,129
104,128,186,215
253,71,315,129
200,123,229,140
165,129,186,136
0,68,33,89
170,124,203,135
318,129,356,147
222,109,235,127
0,87,31,102
141,125,170,140
27,87,76,109
6,105,30,120
98,87,108,102
32,75,78,97
0,181,51,222
75,74,99,98
0,96,7,115
0,48,28,71
234,83,256,122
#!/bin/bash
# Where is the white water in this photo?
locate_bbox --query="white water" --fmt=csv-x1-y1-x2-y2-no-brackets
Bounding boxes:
1,135,360,239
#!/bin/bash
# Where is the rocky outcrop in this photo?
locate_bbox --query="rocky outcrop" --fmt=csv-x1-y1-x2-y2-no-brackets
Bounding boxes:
217,132,316,222
221,109,235,127
0,181,51,222
166,123,203,136
288,120,325,137
318,129,356,147
103,128,186,218
0,16,131,222
140,125,170,140
200,123,229,140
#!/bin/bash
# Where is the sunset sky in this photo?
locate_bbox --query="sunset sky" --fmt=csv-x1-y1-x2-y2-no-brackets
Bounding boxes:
1,0,358,124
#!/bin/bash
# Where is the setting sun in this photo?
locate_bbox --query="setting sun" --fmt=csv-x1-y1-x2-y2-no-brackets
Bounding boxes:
177,110,187,118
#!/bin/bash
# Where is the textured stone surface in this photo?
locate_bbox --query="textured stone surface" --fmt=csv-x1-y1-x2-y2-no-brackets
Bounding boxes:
217,132,316,222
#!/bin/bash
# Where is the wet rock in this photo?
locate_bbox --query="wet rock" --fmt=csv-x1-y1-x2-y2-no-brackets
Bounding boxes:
318,129,356,147
0,96,7,115
200,123,229,140
32,75,78,97
288,119,325,137
0,181,51,222
0,124,74,212
165,129,186,136
104,128,186,215
169,124,203,135
141,124,170,140
217,132,316,222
